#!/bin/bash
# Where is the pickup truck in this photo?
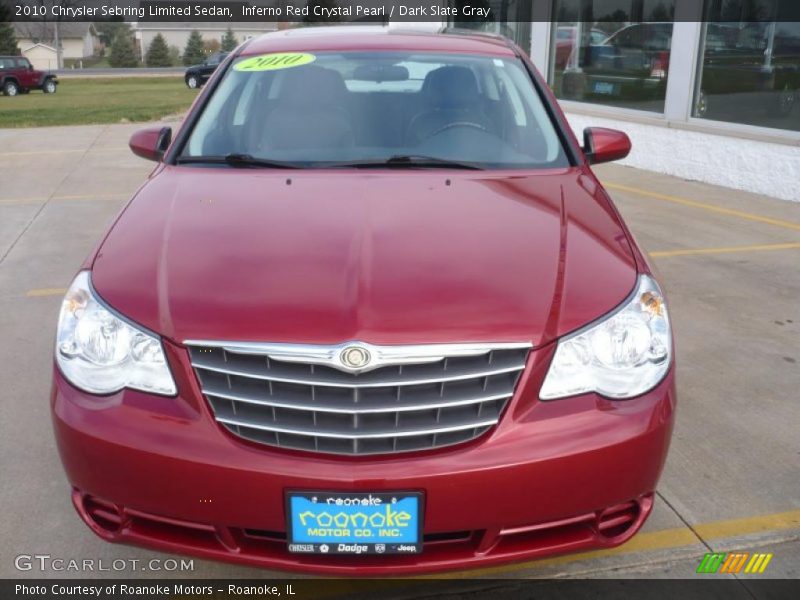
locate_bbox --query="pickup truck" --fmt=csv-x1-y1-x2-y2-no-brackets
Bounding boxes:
0,55,58,96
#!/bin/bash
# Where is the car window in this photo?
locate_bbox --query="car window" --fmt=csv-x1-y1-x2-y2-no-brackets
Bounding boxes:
15,58,30,68
0,57,13,69
182,51,569,170
611,26,641,48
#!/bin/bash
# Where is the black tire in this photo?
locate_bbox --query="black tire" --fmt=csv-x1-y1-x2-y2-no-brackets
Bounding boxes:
3,80,19,97
43,79,57,94
186,74,200,89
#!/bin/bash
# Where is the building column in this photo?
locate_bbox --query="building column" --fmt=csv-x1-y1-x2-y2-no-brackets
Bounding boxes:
663,1,705,122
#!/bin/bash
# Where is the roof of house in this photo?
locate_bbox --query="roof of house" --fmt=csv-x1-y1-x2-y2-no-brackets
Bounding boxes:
13,22,96,41
20,42,58,54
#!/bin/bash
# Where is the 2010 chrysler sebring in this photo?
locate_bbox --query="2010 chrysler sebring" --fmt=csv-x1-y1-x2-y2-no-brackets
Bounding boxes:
51,27,675,574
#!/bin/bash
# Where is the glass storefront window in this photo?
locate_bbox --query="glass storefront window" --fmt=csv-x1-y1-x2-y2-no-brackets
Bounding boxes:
550,0,676,113
447,1,533,53
694,1,799,132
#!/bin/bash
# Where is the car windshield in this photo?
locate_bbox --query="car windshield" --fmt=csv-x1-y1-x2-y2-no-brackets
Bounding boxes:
181,51,569,169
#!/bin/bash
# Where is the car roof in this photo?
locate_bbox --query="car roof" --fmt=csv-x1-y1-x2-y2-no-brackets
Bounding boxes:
240,26,517,57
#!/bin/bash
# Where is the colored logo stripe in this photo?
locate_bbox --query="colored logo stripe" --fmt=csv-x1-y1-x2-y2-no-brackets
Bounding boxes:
720,552,748,573
697,552,773,574
697,553,725,573
745,553,773,574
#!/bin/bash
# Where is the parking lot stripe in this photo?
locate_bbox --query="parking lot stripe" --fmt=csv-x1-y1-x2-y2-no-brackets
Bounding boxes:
650,242,800,258
435,507,800,578
26,288,67,297
604,182,800,233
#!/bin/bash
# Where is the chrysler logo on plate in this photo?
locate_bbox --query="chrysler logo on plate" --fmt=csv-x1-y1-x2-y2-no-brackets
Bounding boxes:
340,345,371,369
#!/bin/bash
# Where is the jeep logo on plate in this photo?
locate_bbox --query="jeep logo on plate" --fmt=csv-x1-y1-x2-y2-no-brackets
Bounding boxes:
340,345,371,369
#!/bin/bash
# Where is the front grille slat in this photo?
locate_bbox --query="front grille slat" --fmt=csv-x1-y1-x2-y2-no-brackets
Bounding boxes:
189,342,530,456
191,356,525,388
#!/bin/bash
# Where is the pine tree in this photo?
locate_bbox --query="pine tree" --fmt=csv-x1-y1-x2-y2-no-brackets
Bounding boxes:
0,3,18,55
145,33,171,67
108,32,138,68
220,27,238,52
183,30,205,66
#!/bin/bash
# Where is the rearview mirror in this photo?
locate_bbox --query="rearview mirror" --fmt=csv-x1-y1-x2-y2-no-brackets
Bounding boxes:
352,64,409,82
129,126,172,162
583,127,631,165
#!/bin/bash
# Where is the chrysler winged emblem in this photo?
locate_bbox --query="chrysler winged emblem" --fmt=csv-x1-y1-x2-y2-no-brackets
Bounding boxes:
340,345,371,370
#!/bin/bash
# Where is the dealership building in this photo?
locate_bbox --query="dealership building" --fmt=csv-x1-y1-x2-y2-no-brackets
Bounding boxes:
443,0,799,201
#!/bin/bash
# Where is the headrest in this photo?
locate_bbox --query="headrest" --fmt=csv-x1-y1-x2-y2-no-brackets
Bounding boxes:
278,65,348,107
421,66,481,108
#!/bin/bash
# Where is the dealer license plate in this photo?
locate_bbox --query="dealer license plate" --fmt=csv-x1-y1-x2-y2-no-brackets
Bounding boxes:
593,81,618,95
286,491,423,555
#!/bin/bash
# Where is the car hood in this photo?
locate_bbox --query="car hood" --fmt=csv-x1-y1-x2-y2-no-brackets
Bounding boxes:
92,167,637,347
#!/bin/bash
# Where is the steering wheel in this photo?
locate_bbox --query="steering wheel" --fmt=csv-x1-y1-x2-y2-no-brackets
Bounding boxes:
427,121,489,139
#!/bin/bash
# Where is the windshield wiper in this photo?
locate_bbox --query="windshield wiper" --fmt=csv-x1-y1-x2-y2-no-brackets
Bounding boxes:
324,155,484,170
176,154,302,169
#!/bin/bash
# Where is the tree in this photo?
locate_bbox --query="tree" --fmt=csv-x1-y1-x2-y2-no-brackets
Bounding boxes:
221,27,238,52
108,32,137,68
0,3,18,55
183,30,205,66
168,45,181,67
145,33,171,67
95,21,130,47
203,39,221,55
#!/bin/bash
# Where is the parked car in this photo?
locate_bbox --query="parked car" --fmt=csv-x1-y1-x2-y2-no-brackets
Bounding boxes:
52,27,675,575
696,22,800,118
579,22,673,102
0,55,57,96
184,51,228,88
554,25,608,70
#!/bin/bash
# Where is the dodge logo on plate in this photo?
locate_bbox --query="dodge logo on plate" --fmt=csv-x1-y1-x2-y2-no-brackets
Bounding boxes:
340,345,371,369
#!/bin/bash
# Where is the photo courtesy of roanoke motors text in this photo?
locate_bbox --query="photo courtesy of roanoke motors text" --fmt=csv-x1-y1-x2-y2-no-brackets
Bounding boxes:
1,0,799,599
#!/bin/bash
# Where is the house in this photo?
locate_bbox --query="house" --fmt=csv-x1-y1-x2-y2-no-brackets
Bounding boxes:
132,23,278,61
17,43,59,71
14,22,99,69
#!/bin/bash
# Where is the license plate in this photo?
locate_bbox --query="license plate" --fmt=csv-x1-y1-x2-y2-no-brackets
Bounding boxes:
286,491,423,555
593,81,617,95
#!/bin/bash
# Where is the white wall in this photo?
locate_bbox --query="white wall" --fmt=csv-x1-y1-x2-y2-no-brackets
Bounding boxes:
21,45,58,71
564,112,800,203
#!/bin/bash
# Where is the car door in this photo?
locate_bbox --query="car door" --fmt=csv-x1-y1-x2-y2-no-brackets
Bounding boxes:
201,53,222,80
15,58,37,88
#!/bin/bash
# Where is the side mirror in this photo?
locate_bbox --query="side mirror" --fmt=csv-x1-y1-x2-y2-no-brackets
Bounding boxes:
583,127,631,165
129,126,172,162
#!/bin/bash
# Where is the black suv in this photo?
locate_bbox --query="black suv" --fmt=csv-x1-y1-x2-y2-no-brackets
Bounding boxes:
184,52,228,89
0,55,58,96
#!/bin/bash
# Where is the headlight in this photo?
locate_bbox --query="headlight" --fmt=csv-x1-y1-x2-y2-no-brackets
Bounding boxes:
55,271,177,396
540,275,671,400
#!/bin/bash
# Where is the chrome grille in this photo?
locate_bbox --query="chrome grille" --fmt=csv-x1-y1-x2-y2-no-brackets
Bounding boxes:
187,341,530,456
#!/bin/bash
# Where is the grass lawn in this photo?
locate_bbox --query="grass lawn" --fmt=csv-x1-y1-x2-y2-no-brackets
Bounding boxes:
0,77,197,128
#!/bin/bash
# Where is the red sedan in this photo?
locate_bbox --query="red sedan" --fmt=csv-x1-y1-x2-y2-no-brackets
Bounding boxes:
51,26,675,575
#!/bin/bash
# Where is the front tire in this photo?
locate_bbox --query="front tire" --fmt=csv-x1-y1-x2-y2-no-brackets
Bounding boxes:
3,80,19,96
43,79,57,94
186,74,200,89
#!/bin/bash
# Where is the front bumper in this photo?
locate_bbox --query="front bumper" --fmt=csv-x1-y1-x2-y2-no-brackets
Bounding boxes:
52,342,676,575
